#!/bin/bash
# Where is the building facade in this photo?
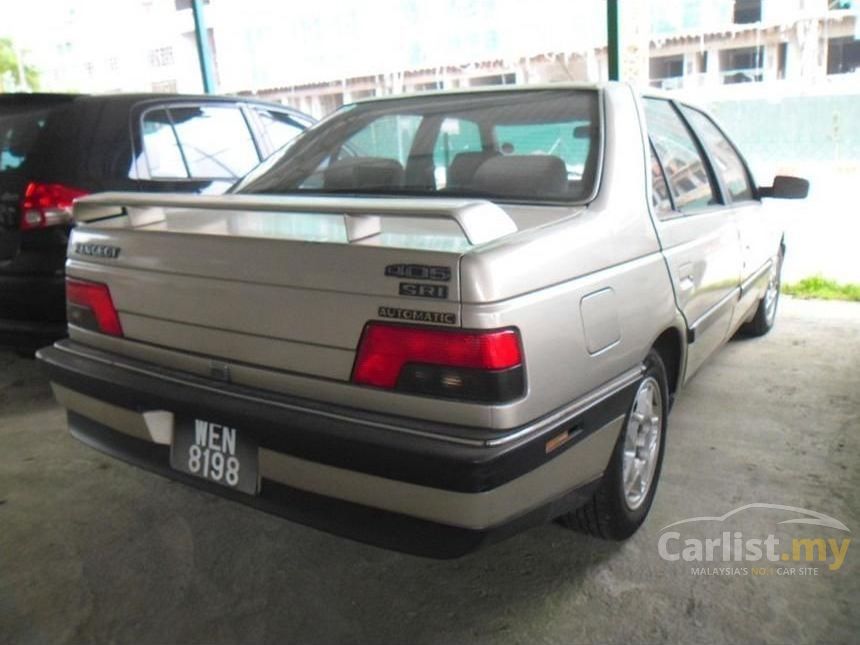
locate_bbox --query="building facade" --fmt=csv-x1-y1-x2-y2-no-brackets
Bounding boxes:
5,0,858,117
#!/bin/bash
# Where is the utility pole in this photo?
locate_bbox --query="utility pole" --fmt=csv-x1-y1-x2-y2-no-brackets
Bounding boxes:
607,0,620,81
191,0,217,94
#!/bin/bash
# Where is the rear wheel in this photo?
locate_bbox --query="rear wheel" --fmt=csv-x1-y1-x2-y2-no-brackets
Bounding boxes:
740,251,783,337
560,349,668,540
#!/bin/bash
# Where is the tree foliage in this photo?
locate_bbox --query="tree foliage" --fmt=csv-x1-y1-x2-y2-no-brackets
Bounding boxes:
0,38,40,92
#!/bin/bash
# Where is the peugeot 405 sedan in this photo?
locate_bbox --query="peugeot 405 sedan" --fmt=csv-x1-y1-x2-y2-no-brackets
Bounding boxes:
38,83,807,557
0,92,313,351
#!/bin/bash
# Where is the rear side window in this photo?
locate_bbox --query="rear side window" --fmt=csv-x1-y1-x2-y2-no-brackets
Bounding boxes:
0,109,51,173
141,104,260,180
645,99,718,213
680,106,754,202
170,105,260,179
649,142,674,217
253,108,304,153
141,109,187,179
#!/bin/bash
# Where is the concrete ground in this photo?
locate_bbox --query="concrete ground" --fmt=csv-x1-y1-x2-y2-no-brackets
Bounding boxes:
1,298,858,645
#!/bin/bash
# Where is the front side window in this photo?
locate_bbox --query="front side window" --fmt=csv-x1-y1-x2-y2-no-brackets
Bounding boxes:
644,99,718,213
235,90,601,204
680,106,754,202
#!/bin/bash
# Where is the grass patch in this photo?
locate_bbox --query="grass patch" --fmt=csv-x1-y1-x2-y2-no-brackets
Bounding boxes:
782,275,860,302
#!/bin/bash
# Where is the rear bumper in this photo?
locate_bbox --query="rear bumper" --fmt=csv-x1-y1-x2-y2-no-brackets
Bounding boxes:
39,340,635,556
67,413,601,558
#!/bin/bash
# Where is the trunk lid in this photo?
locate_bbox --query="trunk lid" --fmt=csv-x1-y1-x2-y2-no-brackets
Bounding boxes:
68,193,517,381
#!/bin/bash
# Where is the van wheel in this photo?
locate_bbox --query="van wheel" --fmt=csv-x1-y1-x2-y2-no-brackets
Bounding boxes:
559,349,668,540
741,251,782,337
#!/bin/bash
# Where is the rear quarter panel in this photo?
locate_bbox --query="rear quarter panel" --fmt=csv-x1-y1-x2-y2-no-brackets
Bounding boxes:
461,84,682,428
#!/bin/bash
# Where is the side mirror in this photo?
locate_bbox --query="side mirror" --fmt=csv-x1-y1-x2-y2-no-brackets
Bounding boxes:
759,175,809,199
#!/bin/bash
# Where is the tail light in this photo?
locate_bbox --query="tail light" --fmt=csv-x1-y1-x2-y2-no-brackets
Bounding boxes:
352,323,524,403
20,182,88,230
66,278,123,337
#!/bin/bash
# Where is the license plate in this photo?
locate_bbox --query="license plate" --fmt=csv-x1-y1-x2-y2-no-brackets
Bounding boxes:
170,417,259,495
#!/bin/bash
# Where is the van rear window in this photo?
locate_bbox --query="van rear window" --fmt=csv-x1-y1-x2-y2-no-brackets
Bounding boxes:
0,109,51,173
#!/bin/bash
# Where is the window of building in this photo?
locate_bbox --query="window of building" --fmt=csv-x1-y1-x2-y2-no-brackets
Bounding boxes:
733,0,762,24
151,80,178,93
650,55,684,88
777,42,788,79
148,47,175,68
175,0,209,10
680,106,754,202
720,46,764,84
644,99,718,213
469,73,516,87
318,93,344,116
827,37,860,75
412,81,443,92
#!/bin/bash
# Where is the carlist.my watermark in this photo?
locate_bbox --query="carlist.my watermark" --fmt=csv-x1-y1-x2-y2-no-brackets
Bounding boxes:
657,503,851,576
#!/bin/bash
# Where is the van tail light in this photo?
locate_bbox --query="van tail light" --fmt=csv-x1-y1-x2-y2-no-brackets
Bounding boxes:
352,323,524,403
20,182,88,230
66,278,123,337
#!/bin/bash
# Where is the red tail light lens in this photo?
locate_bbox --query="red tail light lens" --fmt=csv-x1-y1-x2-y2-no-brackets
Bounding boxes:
20,182,88,230
66,278,123,337
352,323,524,402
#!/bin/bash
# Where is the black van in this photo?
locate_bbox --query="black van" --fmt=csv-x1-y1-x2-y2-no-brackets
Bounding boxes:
0,93,313,351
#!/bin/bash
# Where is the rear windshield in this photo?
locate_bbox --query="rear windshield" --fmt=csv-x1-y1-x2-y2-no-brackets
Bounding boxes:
235,89,601,204
0,108,53,174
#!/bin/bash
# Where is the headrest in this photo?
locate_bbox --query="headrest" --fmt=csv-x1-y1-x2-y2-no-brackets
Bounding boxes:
447,151,498,188
323,157,404,190
470,155,568,198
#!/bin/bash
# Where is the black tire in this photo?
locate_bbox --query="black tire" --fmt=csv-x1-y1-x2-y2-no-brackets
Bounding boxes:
559,349,669,540
740,251,783,338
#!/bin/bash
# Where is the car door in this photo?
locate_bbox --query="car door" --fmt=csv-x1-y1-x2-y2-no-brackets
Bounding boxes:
132,101,263,195
678,105,779,331
644,98,742,381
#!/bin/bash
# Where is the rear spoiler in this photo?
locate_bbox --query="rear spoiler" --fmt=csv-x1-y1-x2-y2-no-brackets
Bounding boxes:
72,192,518,246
